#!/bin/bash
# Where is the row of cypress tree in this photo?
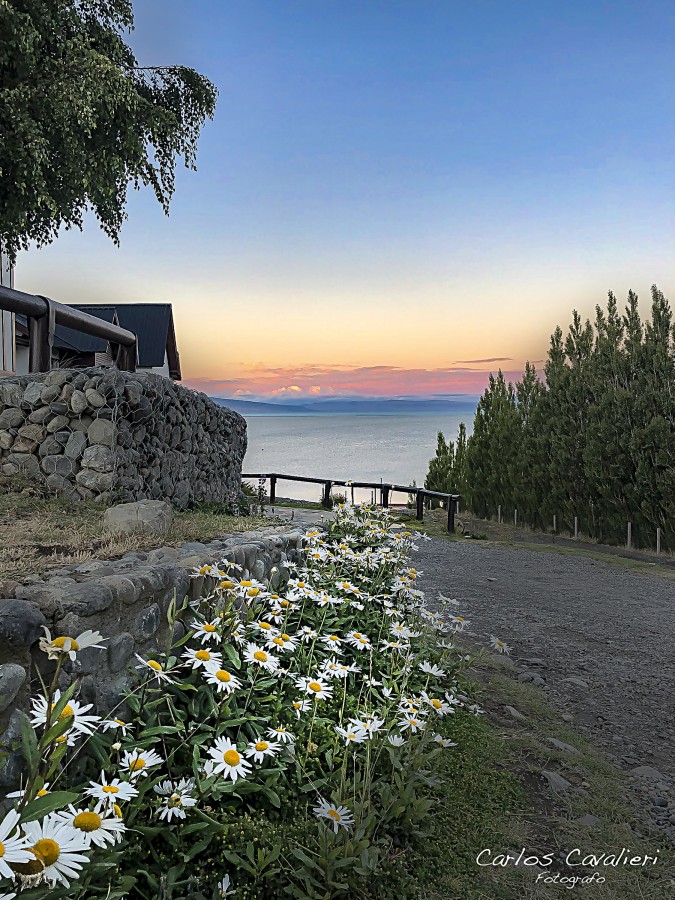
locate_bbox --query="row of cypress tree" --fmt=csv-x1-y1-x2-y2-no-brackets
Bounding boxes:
425,286,675,551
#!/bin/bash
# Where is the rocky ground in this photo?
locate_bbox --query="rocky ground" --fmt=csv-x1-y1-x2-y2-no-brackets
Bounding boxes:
415,537,675,842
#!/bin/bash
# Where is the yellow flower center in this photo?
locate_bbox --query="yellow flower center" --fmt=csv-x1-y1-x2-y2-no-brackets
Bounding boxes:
431,699,442,709
32,837,60,867
220,580,235,589
223,749,241,766
240,580,253,587
280,599,289,607
0,841,4,858
328,635,339,642
113,804,123,819
146,660,162,671
195,650,211,661
258,622,271,630
253,651,268,662
102,785,119,794
255,740,269,751
347,733,357,740
272,637,284,646
247,588,260,597
358,638,368,644
170,794,182,806
281,633,290,641
52,703,74,721
297,582,305,588
199,566,210,575
114,718,126,726
215,670,231,683
327,809,342,821
129,758,146,772
73,811,102,833
52,636,79,651
308,681,322,692
203,624,217,633
353,633,362,639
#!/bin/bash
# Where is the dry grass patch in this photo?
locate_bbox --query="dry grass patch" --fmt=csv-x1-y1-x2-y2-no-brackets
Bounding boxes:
0,486,272,581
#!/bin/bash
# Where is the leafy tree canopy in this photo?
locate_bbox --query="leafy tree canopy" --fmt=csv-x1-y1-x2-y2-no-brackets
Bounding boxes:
0,0,218,260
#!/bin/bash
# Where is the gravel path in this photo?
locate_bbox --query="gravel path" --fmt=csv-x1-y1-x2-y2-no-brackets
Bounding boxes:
415,538,675,837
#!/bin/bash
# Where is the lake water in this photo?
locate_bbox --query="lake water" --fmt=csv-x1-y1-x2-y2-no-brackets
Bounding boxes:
243,414,470,503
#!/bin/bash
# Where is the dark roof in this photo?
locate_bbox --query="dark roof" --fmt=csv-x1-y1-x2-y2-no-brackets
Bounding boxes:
16,303,181,379
54,307,117,354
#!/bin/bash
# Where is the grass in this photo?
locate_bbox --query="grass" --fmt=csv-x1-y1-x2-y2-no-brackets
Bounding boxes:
430,649,675,899
0,487,274,581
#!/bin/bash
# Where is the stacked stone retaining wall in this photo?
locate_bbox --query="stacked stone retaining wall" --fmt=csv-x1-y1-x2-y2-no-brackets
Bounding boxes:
0,368,246,506
0,528,304,787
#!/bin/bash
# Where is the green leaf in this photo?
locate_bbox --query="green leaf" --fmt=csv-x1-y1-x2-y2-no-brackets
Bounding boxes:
18,711,39,774
21,790,80,823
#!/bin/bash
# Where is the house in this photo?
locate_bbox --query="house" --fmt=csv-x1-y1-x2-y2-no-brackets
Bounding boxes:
14,303,181,380
0,249,14,375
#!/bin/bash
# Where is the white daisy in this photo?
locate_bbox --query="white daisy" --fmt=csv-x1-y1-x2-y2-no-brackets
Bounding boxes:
243,643,279,673
134,654,173,683
39,627,104,661
21,813,89,888
57,804,125,848
218,874,236,897
266,726,294,744
266,631,298,653
182,647,223,669
202,664,242,694
345,630,372,650
299,626,318,643
387,734,406,747
335,725,368,745
120,747,163,779
320,633,344,654
419,661,446,677
30,691,101,737
291,698,312,718
0,809,31,879
313,798,354,833
347,715,385,735
432,734,458,748
207,737,252,782
379,639,410,653
489,635,512,654
191,619,222,644
86,772,138,805
244,737,281,763
296,675,333,700
154,778,197,821
398,714,426,733
100,718,132,737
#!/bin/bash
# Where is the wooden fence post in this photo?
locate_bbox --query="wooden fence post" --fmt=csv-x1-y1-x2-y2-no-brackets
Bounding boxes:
627,521,632,550
416,491,424,521
381,486,390,508
514,508,518,526
656,527,661,555
574,516,578,540
553,514,557,533
498,505,501,524
269,475,276,505
447,497,457,533
322,481,332,508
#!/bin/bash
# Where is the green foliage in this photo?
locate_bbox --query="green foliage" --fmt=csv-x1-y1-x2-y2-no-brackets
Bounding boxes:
0,0,217,259
426,286,675,550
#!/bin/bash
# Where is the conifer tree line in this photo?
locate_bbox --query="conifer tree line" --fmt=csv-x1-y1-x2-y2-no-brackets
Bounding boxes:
425,286,675,551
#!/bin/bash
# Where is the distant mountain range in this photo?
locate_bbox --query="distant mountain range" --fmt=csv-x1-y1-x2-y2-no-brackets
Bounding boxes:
211,396,479,416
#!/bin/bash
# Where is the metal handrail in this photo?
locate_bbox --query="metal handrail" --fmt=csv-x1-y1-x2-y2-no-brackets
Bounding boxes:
0,284,137,373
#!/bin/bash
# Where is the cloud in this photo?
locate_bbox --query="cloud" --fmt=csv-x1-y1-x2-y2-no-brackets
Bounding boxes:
453,357,513,364
185,362,536,400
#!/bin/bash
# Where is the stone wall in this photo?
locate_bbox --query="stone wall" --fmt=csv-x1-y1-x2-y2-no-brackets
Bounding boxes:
0,528,304,788
0,368,246,506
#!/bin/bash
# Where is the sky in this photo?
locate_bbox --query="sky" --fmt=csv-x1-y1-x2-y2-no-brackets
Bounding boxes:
17,0,675,400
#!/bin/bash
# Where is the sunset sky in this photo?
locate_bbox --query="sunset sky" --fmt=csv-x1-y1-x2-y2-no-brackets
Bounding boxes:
18,0,675,400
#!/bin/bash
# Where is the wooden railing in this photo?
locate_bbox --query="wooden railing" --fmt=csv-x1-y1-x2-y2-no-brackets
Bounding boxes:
242,472,461,533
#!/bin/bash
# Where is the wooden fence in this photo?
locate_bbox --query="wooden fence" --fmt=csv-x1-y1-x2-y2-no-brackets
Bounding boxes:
242,472,461,533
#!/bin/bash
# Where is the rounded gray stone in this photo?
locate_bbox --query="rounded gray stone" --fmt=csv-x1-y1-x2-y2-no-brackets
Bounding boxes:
0,599,47,647
0,664,27,712
61,583,114,617
76,468,113,493
70,390,88,415
41,455,73,477
23,382,45,406
85,389,106,408
0,408,24,429
107,633,135,673
134,604,161,641
64,431,87,459
46,414,70,434
88,417,115,446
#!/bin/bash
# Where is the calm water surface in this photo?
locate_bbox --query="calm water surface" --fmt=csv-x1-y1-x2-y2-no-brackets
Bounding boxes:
243,415,470,502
